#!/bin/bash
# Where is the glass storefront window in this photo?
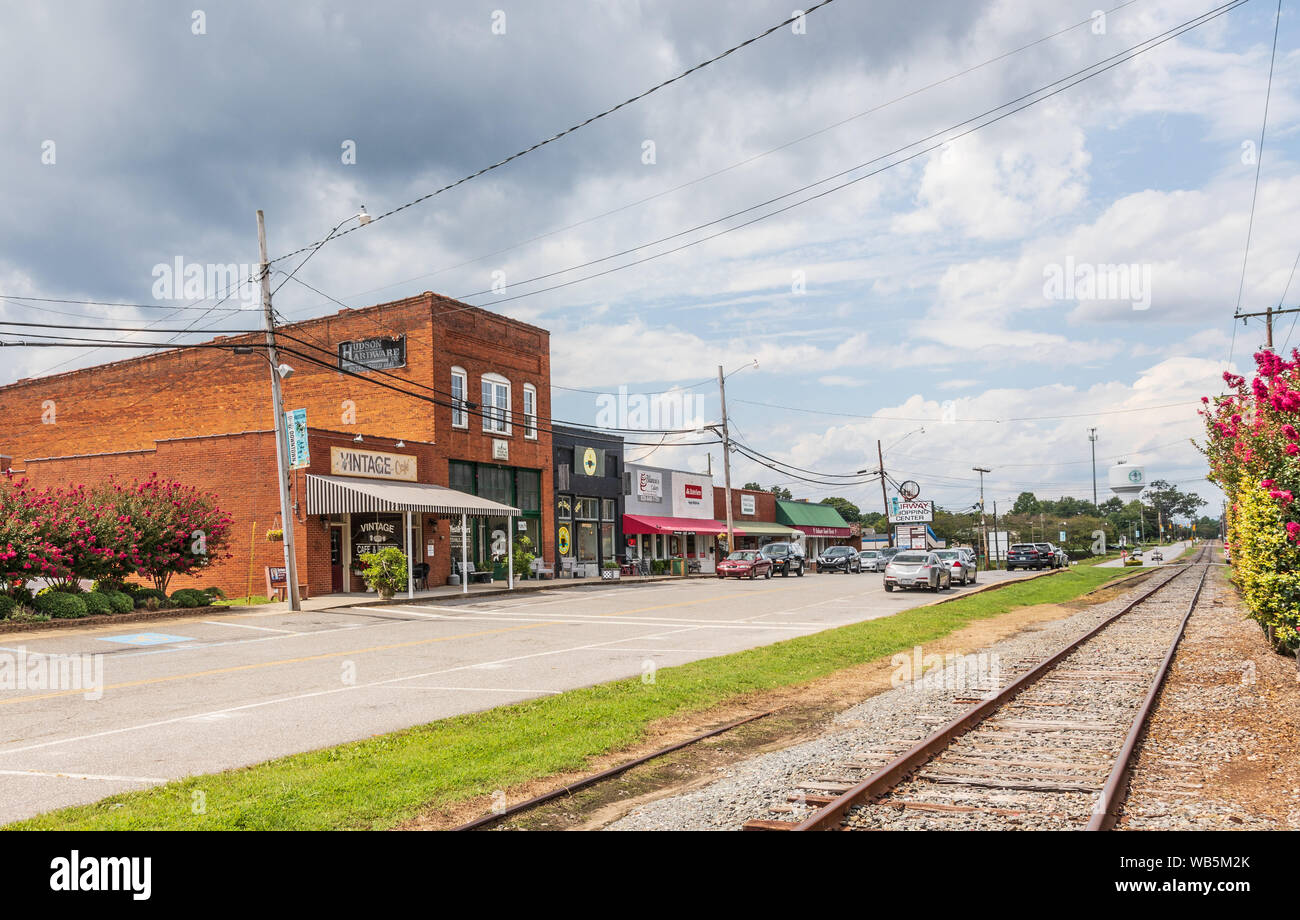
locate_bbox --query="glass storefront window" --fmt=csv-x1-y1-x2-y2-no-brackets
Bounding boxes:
516,469,540,513
577,522,598,562
479,466,512,505
601,499,615,521
601,523,614,558
450,460,474,495
557,496,572,520
575,497,598,520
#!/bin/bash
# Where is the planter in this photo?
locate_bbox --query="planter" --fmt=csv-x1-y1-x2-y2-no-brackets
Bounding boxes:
601,568,620,581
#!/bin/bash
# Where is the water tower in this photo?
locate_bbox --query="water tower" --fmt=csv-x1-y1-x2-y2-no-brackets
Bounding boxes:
1108,462,1146,499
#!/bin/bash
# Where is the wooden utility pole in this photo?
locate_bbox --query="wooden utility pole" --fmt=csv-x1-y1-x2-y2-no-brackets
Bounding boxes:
878,440,891,547
258,210,301,611
973,467,991,570
717,366,734,556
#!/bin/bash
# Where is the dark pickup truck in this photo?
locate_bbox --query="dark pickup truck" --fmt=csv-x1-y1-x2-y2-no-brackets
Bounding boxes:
1006,543,1051,571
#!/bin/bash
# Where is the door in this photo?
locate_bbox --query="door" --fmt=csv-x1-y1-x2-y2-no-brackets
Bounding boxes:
329,525,345,593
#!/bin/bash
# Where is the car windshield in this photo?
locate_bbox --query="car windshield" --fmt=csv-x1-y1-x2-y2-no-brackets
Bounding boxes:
727,551,757,561
762,544,789,555
824,547,851,556
861,551,879,558
893,553,928,564
936,551,960,559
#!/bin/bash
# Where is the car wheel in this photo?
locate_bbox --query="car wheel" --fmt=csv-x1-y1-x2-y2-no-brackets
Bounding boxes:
765,568,772,579
796,564,803,577
782,568,788,577
749,568,756,579
884,583,894,592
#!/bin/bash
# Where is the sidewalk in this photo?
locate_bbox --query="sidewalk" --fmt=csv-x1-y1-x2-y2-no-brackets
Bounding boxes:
287,572,682,613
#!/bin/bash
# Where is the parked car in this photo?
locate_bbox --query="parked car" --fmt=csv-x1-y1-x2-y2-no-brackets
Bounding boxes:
858,549,885,572
1033,543,1064,569
716,550,773,580
817,545,861,573
883,551,951,592
935,548,977,586
759,542,805,577
1006,543,1050,571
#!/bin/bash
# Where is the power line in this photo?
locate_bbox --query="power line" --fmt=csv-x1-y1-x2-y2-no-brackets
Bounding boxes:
450,1,1246,312
1231,0,1282,320
265,1,841,267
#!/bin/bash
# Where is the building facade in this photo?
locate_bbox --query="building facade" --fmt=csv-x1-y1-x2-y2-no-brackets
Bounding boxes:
550,424,624,574
712,486,801,550
623,462,724,573
0,292,552,597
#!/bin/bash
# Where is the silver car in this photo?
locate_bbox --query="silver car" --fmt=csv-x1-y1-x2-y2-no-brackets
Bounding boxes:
883,551,951,592
935,548,977,586
857,549,885,572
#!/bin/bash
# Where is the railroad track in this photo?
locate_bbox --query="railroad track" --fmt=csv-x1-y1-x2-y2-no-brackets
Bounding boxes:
744,546,1211,831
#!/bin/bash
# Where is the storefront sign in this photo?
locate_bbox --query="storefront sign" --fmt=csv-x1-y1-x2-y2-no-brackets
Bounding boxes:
740,494,756,516
635,469,662,502
351,514,404,557
581,446,599,476
684,483,703,502
887,498,934,524
330,446,417,482
557,525,572,555
285,408,309,470
493,439,509,461
338,335,406,372
672,471,713,517
801,525,850,537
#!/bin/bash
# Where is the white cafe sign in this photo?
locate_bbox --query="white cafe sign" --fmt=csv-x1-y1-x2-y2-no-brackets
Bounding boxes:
330,446,418,482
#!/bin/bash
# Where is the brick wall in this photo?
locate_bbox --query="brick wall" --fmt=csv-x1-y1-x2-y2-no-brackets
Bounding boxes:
713,486,777,523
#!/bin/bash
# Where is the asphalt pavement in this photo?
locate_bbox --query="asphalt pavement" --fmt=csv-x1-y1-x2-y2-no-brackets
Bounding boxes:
0,565,1042,823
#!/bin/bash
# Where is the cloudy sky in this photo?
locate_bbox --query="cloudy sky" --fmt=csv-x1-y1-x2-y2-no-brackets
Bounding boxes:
3,0,1296,518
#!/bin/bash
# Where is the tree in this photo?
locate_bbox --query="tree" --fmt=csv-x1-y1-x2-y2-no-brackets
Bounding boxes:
742,482,763,491
1012,492,1041,515
769,485,793,501
821,496,861,523
1144,479,1207,527
116,475,234,592
1098,497,1125,516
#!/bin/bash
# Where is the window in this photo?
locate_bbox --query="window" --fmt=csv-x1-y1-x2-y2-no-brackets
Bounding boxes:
479,466,513,505
575,498,599,520
601,499,616,522
481,374,511,434
450,367,468,428
449,460,475,495
523,384,537,439
516,469,540,513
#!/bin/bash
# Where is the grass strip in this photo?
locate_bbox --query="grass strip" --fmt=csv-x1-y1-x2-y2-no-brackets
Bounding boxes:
11,562,1138,830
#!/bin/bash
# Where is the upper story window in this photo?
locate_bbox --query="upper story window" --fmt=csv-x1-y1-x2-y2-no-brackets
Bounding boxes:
523,384,537,440
481,373,511,435
451,366,468,429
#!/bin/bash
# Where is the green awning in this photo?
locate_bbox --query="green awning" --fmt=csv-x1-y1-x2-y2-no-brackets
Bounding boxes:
733,521,801,537
775,500,852,536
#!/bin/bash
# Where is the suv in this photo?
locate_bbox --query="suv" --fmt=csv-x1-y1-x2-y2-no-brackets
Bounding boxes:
817,545,861,573
1007,543,1050,571
1034,543,1064,569
760,542,805,577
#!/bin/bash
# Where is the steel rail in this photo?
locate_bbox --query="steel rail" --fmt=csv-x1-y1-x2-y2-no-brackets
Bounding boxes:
780,547,1209,831
455,709,774,830
1085,559,1209,830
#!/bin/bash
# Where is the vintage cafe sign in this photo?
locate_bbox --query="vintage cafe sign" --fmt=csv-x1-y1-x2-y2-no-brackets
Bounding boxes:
330,446,417,482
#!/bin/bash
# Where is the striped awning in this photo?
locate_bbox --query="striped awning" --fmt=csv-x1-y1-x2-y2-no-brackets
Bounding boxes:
306,475,520,517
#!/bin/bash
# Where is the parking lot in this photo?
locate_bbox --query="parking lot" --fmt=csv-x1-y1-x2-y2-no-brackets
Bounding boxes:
0,566,1042,823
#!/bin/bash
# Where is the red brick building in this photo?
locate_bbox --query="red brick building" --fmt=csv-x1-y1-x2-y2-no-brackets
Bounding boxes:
0,292,552,597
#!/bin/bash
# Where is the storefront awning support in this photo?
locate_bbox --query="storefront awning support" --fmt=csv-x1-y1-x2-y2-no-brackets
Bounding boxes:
461,512,468,595
406,510,415,600
508,512,514,590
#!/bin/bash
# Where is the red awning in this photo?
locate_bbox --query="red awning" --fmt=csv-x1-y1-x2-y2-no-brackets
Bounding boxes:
623,514,731,535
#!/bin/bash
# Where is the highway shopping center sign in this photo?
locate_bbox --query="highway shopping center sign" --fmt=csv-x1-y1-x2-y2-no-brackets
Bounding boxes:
888,498,935,524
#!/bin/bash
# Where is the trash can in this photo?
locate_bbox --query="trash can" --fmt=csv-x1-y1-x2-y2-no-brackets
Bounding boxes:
670,557,686,576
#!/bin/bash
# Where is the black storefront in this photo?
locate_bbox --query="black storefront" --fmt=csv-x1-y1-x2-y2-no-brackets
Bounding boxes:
551,425,624,573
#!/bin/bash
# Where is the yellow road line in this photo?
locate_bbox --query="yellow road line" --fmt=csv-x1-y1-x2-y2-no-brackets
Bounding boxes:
0,621,556,707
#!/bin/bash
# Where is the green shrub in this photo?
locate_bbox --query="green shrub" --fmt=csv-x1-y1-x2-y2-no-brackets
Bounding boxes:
106,591,134,614
7,607,50,623
91,579,125,594
129,588,170,609
169,588,213,608
34,591,88,619
202,586,225,600
46,582,84,594
0,595,16,619
82,591,113,616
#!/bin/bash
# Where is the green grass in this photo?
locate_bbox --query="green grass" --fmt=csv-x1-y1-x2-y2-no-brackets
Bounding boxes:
11,561,1141,831
210,595,273,607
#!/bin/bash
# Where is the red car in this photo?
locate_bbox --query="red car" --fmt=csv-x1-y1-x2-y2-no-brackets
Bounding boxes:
716,550,773,580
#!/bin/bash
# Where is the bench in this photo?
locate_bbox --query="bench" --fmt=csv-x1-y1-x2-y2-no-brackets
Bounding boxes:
457,562,493,584
531,558,555,579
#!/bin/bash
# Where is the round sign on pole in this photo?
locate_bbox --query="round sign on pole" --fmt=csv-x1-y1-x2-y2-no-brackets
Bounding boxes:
899,480,921,501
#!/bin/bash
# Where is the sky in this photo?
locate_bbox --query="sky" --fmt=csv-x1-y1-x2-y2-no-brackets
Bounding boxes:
2,0,1296,521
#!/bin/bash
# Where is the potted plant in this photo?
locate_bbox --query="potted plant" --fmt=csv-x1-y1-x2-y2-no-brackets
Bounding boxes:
601,559,620,580
358,547,408,601
512,536,536,580
266,527,284,542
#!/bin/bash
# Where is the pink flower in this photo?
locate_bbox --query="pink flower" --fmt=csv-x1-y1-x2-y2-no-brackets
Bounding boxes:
1288,444,1300,456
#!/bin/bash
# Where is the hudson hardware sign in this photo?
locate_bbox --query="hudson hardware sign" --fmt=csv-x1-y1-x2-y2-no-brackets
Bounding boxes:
338,335,406,372
330,446,418,482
